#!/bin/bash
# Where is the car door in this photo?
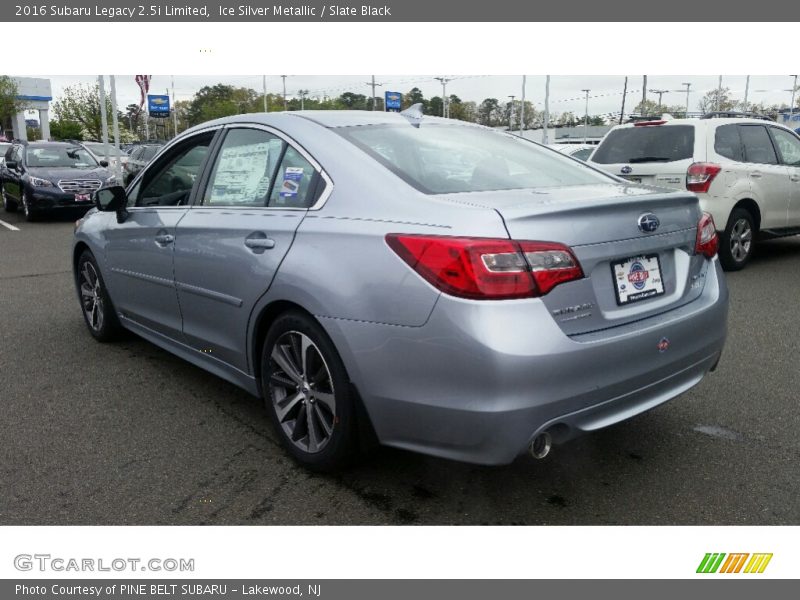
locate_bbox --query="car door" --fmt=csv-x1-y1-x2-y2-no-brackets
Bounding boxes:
738,124,790,229
173,125,329,373
102,129,218,339
767,126,800,226
4,146,24,201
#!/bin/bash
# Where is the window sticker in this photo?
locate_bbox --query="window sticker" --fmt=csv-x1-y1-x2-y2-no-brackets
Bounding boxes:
279,167,304,197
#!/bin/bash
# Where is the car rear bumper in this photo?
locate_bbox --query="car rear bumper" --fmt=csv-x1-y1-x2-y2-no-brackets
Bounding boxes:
320,258,728,465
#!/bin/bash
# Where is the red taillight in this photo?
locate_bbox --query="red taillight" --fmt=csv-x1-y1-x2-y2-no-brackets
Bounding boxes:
695,212,719,259
633,120,667,126
385,234,583,299
686,162,722,193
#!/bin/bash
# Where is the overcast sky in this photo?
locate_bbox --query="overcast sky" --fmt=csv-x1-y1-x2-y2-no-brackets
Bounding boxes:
33,74,800,117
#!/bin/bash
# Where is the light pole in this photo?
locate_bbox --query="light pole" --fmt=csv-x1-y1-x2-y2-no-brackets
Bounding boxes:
581,89,590,144
365,75,383,111
298,89,308,111
790,75,798,120
542,75,550,144
281,75,288,111
648,88,669,113
435,76,451,118
263,75,268,112
508,95,515,131
681,82,691,117
519,75,526,135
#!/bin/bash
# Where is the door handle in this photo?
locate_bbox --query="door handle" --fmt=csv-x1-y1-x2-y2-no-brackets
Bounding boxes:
155,233,174,245
245,237,276,250
750,171,762,178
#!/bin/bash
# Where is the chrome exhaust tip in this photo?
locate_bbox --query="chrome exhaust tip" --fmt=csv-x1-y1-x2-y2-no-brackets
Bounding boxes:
529,432,552,459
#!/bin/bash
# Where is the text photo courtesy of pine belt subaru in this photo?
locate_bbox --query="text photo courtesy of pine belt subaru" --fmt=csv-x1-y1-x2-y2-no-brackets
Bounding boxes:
72,108,729,470
589,112,800,271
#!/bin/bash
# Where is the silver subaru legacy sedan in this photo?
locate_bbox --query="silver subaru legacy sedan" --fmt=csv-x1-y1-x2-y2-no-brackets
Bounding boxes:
73,109,728,470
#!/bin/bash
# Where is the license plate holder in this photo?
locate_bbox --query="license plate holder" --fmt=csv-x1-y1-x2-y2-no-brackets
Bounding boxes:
75,193,91,202
611,253,665,306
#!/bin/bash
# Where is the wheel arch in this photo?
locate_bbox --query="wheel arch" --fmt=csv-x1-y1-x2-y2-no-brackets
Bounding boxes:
730,198,761,232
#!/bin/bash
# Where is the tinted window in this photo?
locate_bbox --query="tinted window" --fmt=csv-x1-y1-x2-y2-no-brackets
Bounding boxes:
739,125,777,164
769,127,800,166
142,146,160,161
339,124,609,194
591,125,695,164
714,124,744,161
131,135,212,207
204,128,284,207
571,148,594,161
268,146,320,208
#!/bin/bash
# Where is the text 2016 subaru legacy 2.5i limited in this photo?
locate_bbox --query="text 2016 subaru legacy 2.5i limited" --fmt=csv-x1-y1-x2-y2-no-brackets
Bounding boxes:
72,108,728,470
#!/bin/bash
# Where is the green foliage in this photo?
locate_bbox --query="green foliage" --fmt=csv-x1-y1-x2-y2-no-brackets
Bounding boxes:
51,83,123,141
49,120,83,140
185,84,260,126
0,76,23,122
698,87,737,114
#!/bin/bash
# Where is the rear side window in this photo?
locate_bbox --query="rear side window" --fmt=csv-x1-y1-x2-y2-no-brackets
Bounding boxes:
739,125,777,165
714,125,744,161
591,125,695,164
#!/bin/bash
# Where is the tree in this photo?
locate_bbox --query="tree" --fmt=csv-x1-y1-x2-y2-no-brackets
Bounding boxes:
185,84,260,126
49,119,84,140
402,87,427,111
477,98,501,127
52,83,115,140
0,76,23,133
698,87,737,114
336,92,368,110
634,99,687,118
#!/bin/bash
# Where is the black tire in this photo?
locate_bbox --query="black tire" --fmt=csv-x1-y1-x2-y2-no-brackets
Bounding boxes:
719,208,756,271
261,311,357,471
21,191,39,222
1,184,17,212
76,250,123,342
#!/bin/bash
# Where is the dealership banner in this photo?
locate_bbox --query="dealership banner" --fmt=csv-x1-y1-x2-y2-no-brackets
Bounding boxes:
4,0,799,21
3,580,798,599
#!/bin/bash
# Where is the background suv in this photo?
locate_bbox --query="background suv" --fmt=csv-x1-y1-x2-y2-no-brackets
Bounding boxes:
589,113,800,270
1,141,116,221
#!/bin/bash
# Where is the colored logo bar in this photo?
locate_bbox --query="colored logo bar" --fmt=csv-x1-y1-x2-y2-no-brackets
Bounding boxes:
697,553,772,573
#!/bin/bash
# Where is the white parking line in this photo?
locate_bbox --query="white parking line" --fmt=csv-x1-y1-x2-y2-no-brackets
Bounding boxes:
0,219,20,231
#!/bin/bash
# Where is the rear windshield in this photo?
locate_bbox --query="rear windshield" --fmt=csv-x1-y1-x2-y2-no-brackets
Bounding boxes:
337,124,612,194
591,125,695,164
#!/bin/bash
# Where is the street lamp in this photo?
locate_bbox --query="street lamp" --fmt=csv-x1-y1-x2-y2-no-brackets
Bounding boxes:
581,89,590,144
434,76,451,118
790,75,798,119
681,83,691,117
648,89,669,112
281,75,288,111
508,95,515,131
297,89,308,111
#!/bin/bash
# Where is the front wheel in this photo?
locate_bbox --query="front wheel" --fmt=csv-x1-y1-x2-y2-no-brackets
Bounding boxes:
719,208,755,271
77,250,123,342
1,184,17,212
261,311,357,471
21,191,39,222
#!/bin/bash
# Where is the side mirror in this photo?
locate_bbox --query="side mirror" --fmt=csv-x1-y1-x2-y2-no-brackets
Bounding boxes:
5,160,17,170
99,160,109,168
93,185,129,223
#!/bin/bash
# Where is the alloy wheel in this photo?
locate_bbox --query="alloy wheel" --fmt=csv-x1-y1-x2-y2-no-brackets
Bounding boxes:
729,218,752,262
268,331,336,454
79,261,105,332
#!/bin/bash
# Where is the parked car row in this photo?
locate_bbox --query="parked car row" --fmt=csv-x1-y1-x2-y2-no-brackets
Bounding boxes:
72,108,729,470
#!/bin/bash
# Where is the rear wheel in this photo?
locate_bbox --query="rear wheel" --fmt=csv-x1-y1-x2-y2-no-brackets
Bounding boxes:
719,208,755,271
1,184,16,212
77,250,123,342
261,311,357,471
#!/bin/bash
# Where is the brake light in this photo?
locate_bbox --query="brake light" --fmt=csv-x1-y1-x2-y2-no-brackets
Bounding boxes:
385,234,583,299
634,120,667,126
686,162,722,193
695,212,719,259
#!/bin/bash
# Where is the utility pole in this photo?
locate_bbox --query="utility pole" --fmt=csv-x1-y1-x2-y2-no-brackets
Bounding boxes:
171,76,177,137
743,76,750,111
582,89,590,144
434,76,451,118
717,75,723,111
542,75,550,144
281,75,287,111
619,76,628,125
109,76,122,181
790,75,798,120
508,95,515,131
642,75,647,109
365,75,383,111
648,88,669,112
263,76,268,112
682,82,691,117
97,76,110,165
519,75,526,135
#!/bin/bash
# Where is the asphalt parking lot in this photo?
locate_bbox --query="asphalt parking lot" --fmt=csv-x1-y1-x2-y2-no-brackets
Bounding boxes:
1,209,799,525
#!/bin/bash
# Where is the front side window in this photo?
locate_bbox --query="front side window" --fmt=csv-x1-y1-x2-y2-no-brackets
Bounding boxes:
130,134,212,207
25,145,98,168
769,127,800,166
339,123,611,194
204,129,284,207
739,125,778,165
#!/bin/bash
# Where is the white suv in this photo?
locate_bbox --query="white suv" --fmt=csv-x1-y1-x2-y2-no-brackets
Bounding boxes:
588,114,800,270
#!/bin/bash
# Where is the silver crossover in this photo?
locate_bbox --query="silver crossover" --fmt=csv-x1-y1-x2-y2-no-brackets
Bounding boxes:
73,110,728,469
